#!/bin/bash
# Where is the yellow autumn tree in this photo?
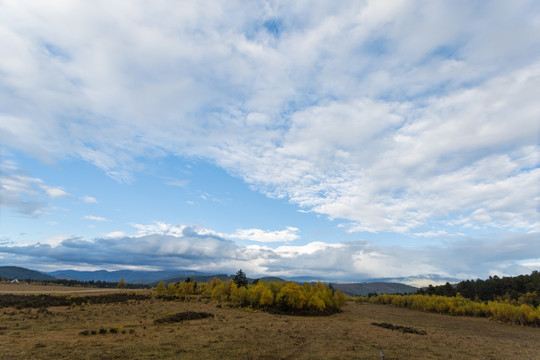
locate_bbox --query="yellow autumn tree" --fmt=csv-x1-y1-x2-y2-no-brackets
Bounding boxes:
155,281,167,296
260,288,274,308
276,282,306,311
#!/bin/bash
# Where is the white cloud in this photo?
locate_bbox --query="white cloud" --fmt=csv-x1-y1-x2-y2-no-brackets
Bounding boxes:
131,221,187,237
231,226,300,243
105,231,125,238
42,186,69,198
221,64,540,234
275,241,344,257
42,234,74,247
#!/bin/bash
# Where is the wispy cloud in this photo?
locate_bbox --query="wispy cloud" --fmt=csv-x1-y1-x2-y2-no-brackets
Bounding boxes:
165,179,188,187
0,159,59,216
81,195,98,203
83,215,108,222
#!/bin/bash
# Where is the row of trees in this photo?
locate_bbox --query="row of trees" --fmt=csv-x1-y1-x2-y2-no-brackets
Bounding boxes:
418,271,540,304
154,276,347,314
358,293,540,326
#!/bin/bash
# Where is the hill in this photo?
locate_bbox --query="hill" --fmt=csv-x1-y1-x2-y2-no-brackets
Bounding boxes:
330,282,417,296
0,266,57,281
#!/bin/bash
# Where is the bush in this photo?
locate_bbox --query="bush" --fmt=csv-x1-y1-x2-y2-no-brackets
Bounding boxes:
0,293,150,309
154,311,214,324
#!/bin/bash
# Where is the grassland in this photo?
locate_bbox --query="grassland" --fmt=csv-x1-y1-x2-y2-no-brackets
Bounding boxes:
0,285,539,359
0,283,151,295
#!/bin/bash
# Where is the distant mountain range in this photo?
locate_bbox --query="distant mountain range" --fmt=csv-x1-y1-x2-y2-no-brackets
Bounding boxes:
382,274,461,288
47,269,203,284
329,282,417,296
1,266,421,295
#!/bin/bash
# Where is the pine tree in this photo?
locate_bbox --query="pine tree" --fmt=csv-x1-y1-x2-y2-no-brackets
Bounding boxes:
233,269,248,288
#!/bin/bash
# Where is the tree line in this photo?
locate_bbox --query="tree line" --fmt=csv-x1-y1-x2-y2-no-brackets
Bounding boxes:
355,271,540,327
417,271,540,305
154,270,347,315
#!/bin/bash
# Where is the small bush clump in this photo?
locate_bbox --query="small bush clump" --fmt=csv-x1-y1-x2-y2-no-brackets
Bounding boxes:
154,311,214,324
0,293,151,309
371,322,427,335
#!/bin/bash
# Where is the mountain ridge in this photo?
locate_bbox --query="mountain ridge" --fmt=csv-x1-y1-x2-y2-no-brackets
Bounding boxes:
0,266,57,281
2,266,420,295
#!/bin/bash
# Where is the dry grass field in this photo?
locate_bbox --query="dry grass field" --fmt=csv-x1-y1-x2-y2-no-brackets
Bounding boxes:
0,283,151,295
0,288,539,359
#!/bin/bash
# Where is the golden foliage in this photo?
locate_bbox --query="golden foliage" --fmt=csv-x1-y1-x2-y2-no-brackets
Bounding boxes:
362,293,540,326
153,279,345,314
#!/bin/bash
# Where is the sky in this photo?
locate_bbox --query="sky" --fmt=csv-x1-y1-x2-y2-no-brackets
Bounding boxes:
0,0,539,283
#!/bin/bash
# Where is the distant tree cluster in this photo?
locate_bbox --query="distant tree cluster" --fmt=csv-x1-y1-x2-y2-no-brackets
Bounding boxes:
154,271,347,315
417,271,540,305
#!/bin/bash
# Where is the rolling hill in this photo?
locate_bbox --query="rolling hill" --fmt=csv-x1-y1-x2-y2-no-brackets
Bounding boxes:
0,266,57,281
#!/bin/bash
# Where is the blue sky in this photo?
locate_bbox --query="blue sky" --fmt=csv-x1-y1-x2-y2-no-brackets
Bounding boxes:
0,1,539,284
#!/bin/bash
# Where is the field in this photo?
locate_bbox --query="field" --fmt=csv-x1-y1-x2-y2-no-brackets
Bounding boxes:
0,283,151,295
0,286,539,359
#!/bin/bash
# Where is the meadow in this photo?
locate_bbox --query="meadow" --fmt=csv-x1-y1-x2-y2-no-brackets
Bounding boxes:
1,284,539,359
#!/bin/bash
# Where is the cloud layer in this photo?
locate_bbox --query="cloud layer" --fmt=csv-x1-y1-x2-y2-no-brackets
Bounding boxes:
0,223,537,281
1,1,538,235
